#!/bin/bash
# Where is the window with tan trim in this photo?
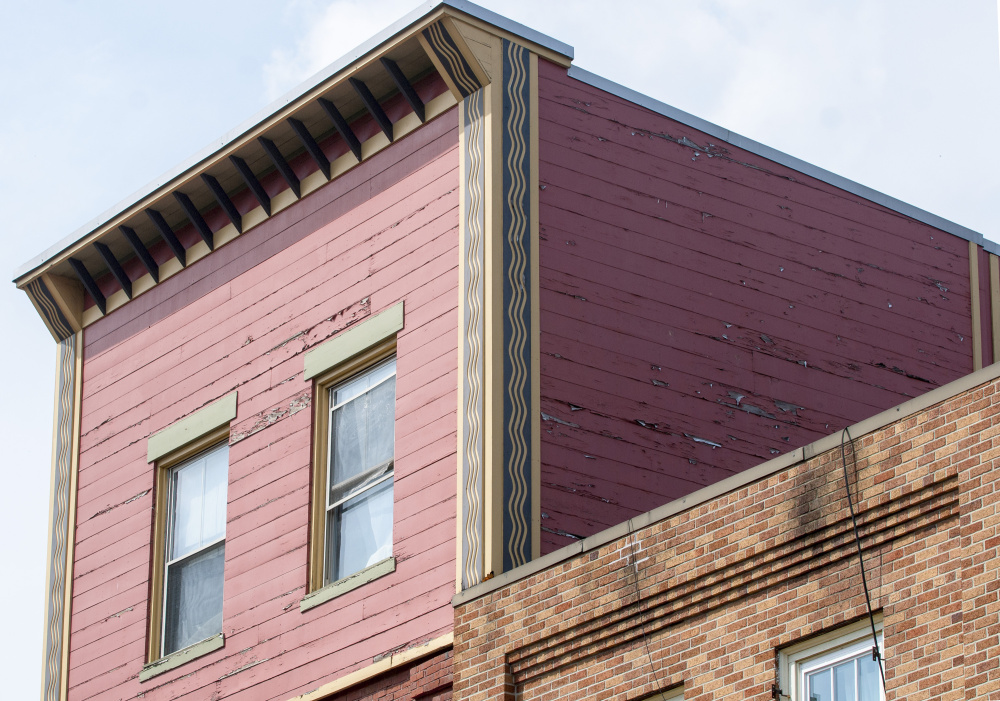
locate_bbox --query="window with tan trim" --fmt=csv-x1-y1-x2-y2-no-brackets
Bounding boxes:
144,392,235,676
307,338,397,598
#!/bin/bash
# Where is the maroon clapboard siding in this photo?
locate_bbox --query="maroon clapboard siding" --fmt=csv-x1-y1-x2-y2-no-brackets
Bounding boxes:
536,59,974,553
68,109,459,700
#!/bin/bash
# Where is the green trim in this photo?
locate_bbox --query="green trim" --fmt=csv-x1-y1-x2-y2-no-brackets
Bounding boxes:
139,633,224,682
300,556,396,612
304,303,404,380
147,392,238,463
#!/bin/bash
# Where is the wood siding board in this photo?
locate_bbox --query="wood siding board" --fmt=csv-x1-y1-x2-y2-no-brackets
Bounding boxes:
83,109,458,355
536,59,973,552
71,111,459,699
539,61,970,260
538,167,972,353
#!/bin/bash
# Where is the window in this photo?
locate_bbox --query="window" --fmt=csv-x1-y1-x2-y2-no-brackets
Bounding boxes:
323,356,396,582
302,303,402,609
160,443,228,656
780,618,884,701
143,393,235,679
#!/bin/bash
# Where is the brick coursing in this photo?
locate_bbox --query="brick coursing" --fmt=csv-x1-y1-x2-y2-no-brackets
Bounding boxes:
330,649,453,701
453,378,1000,700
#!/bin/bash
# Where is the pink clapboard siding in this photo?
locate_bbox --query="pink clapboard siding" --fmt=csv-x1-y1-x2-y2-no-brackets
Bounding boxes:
69,108,459,701
536,58,973,553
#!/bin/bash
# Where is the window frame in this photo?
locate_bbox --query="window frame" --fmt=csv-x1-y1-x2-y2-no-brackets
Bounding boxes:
307,337,397,594
148,426,230,665
779,616,884,701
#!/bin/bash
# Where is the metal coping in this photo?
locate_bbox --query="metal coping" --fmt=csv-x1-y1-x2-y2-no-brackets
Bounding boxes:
452,359,1000,607
14,4,990,281
566,65,992,254
12,0,573,282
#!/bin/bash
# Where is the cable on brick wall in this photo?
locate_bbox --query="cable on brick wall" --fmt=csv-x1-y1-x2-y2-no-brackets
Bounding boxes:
626,518,671,701
839,427,887,693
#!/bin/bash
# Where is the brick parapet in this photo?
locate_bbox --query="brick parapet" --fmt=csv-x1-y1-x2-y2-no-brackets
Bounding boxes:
453,377,1000,700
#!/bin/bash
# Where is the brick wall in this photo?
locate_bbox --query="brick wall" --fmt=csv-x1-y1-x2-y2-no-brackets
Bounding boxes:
328,649,453,701
453,374,1000,700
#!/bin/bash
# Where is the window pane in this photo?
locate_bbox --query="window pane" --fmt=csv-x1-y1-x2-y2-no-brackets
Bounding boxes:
163,542,224,655
201,447,228,544
170,459,204,560
326,476,393,581
807,667,831,701
366,376,395,466
858,655,880,701
330,395,367,489
833,660,856,701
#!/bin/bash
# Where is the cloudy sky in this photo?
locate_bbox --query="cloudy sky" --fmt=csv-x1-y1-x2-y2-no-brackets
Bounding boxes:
1,0,997,694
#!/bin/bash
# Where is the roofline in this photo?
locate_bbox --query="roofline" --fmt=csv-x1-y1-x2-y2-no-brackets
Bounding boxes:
567,65,994,255
13,0,573,283
453,359,1000,606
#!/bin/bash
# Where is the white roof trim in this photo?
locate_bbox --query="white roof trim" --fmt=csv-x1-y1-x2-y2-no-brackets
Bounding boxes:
567,65,991,254
13,0,573,282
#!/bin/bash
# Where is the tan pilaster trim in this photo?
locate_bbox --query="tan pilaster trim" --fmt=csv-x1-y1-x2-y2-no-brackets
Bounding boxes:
529,51,541,561
990,254,1000,359
285,633,453,701
40,331,82,701
970,241,982,370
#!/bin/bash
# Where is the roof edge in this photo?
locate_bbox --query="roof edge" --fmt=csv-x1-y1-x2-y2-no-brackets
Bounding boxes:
13,0,573,283
566,65,993,255
453,359,1000,607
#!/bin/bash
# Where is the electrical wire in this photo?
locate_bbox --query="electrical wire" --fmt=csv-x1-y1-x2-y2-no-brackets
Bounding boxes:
626,518,670,701
839,427,888,693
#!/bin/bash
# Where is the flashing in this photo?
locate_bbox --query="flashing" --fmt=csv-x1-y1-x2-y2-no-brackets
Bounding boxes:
566,65,993,255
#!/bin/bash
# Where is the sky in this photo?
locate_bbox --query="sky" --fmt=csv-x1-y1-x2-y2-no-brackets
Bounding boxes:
1,0,997,695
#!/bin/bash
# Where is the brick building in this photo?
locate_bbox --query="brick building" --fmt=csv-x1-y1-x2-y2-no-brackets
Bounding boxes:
14,2,996,700
452,364,1000,700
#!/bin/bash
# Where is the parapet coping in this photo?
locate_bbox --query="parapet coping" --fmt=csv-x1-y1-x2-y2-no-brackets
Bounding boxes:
452,361,1000,607
566,65,993,255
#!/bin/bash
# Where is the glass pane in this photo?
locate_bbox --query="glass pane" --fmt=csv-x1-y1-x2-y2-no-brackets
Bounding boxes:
807,667,831,701
367,377,395,467
170,460,204,560
164,542,224,655
833,660,856,701
168,446,228,561
858,654,880,701
326,477,393,582
202,447,228,544
330,396,367,489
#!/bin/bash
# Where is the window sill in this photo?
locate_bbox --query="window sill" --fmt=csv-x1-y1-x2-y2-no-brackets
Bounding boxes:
139,633,225,682
300,556,396,613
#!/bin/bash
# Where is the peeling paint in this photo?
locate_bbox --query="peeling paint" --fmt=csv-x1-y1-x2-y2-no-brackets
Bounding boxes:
773,400,803,415
89,490,150,520
684,433,721,449
541,412,580,428
230,392,312,444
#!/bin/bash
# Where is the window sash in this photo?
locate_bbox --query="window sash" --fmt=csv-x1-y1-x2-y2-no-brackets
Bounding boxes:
161,444,228,657
799,637,883,701
323,357,396,585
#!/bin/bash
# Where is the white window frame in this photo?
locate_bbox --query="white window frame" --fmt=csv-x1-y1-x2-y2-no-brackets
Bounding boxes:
779,617,884,701
323,355,396,584
160,442,229,657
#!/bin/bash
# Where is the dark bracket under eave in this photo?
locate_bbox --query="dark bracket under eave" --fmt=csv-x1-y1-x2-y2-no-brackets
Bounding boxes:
349,77,394,142
173,192,215,250
230,156,271,216
145,209,187,267
380,57,425,123
259,137,301,198
93,241,132,299
201,174,243,233
319,98,363,162
288,118,331,180
68,257,107,315
120,226,160,283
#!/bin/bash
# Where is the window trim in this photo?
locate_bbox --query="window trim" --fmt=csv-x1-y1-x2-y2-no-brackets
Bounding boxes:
779,616,884,701
145,392,236,671
307,338,397,597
